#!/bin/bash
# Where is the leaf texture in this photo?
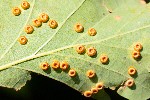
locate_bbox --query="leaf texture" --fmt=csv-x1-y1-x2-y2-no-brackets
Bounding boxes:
0,0,150,99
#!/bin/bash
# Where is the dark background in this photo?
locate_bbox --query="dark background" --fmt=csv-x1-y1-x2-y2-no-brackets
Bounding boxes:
0,73,129,100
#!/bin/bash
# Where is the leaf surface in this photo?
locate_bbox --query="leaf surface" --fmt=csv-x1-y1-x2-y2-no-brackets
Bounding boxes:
0,68,31,90
0,0,150,99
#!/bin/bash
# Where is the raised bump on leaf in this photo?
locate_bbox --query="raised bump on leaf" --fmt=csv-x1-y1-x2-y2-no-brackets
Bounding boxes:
88,28,97,36
87,47,97,57
100,54,109,64
48,20,58,29
128,66,137,76
125,79,134,87
91,87,98,94
86,70,95,78
83,91,92,97
21,1,30,10
76,45,85,54
40,62,50,70
74,23,84,33
96,82,104,90
18,36,28,45
12,7,21,16
24,25,34,34
134,42,143,52
51,60,60,69
60,61,69,70
39,13,49,23
32,19,42,27
68,69,76,77
132,51,141,59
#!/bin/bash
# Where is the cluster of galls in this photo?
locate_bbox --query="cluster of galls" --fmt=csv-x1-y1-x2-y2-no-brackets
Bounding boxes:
76,45,109,64
12,1,30,16
12,1,58,45
74,23,97,36
13,1,144,98
75,42,143,96
12,1,30,45
124,66,137,88
83,82,104,97
13,2,98,45
125,43,143,88
40,61,77,77
40,60,104,97
84,70,104,97
18,11,58,44
74,23,109,64
32,13,58,29
132,42,143,59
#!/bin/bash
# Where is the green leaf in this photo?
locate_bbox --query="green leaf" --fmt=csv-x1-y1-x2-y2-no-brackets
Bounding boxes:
92,90,111,100
0,0,150,99
0,68,31,90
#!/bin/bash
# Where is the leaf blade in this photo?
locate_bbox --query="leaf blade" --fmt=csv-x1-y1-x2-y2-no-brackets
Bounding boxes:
0,0,150,99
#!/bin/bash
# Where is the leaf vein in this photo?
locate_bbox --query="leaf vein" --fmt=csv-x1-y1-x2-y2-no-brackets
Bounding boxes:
0,0,36,61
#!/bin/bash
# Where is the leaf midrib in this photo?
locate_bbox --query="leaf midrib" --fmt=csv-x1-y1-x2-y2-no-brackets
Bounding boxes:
0,21,150,70
2,0,149,69
12,53,150,91
0,0,149,89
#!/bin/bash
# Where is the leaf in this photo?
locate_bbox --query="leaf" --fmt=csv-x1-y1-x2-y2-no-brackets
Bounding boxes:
0,68,31,90
0,0,150,99
92,90,111,100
